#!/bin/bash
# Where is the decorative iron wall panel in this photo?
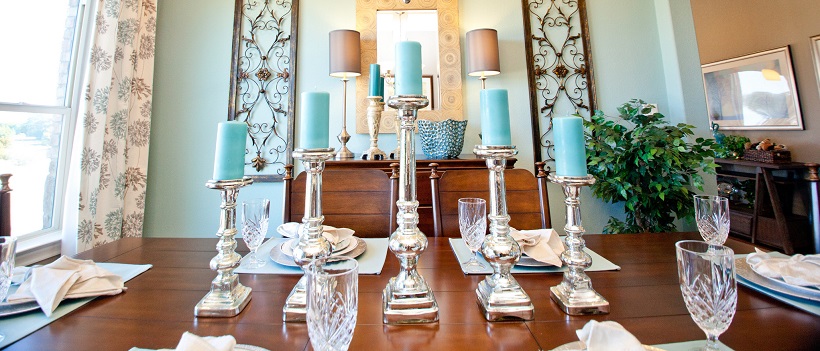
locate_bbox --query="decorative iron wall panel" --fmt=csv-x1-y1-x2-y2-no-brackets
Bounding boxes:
228,0,299,182
522,0,596,165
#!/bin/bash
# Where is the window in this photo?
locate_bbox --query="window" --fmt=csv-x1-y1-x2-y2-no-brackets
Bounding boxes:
0,0,89,249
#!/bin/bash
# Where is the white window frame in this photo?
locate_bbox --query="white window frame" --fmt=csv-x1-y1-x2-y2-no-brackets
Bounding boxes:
1,0,94,265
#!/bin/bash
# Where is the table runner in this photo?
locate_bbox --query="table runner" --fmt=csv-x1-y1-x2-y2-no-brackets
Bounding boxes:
449,238,620,274
235,237,388,275
0,262,152,348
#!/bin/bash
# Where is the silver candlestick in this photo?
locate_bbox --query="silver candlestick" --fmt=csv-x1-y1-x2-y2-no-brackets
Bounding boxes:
195,176,254,317
383,95,439,324
283,147,336,322
362,96,387,160
473,145,534,321
548,174,609,315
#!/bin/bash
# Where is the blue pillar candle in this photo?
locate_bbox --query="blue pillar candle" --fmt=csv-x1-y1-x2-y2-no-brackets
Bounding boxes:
212,121,248,181
553,116,588,176
369,64,380,97
480,89,512,146
299,92,330,149
394,41,423,95
377,76,385,101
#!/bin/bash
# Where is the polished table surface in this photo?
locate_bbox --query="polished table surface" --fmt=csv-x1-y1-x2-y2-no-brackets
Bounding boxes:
6,233,818,350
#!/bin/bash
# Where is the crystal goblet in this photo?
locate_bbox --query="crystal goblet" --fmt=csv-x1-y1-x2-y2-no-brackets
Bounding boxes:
458,197,487,273
306,256,359,351
676,240,737,351
241,198,270,269
0,237,17,342
694,195,730,245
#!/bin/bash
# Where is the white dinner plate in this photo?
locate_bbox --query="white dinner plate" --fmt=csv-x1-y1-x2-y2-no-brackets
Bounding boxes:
280,237,352,257
516,253,561,267
269,237,367,267
0,300,40,317
735,258,820,302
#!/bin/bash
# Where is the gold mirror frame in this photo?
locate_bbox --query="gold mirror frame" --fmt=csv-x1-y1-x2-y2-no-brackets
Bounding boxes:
355,0,463,133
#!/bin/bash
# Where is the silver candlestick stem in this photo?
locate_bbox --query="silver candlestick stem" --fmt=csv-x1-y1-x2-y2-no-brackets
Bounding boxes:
195,176,254,317
362,96,387,160
548,174,609,315
383,95,439,324
473,145,534,321
283,148,336,322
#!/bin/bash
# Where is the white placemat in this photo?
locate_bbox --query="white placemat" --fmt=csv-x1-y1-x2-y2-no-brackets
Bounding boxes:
0,262,153,349
449,238,620,274
653,340,733,351
235,237,388,275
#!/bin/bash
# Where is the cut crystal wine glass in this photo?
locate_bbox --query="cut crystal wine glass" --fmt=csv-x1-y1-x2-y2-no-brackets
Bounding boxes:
694,195,730,245
676,240,737,351
306,256,358,351
241,198,270,269
458,198,487,273
0,237,17,343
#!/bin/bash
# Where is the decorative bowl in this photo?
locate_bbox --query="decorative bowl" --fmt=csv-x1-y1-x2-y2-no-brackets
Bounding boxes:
417,119,468,159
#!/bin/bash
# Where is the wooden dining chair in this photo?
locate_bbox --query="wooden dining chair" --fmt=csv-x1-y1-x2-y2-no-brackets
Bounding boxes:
283,165,397,238
430,162,551,237
0,174,11,237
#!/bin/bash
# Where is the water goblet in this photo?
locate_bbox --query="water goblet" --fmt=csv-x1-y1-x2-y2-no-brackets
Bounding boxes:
458,198,487,273
0,237,17,342
241,198,270,269
306,256,359,351
694,195,730,245
675,240,737,351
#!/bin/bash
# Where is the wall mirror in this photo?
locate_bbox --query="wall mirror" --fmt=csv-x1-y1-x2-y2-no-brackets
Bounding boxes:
227,0,299,182
355,0,463,133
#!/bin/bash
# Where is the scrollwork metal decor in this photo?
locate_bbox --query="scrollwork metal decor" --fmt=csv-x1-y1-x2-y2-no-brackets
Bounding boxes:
228,0,299,182
522,0,596,164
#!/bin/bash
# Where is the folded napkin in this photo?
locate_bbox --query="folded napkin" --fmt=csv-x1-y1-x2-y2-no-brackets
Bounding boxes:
746,248,820,289
277,222,355,246
576,320,644,351
509,228,565,267
8,256,124,316
129,332,237,351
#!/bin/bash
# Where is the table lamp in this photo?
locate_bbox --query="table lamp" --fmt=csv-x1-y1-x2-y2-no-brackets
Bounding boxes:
329,29,361,159
466,28,500,89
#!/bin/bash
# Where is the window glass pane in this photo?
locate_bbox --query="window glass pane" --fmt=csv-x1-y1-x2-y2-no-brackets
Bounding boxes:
0,111,63,236
0,0,80,106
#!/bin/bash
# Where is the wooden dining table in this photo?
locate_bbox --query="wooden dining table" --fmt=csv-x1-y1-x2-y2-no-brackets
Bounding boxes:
5,232,818,350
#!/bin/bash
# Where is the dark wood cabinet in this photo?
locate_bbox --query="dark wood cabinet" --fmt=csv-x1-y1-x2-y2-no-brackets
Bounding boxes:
715,158,819,254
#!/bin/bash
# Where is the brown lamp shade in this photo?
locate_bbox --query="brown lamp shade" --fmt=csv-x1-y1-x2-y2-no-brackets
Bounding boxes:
329,29,361,78
466,28,500,77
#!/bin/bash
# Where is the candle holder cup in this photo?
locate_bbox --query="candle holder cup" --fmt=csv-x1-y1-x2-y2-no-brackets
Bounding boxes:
548,174,609,315
195,177,254,317
473,145,534,321
382,95,439,324
283,148,336,322
362,96,387,160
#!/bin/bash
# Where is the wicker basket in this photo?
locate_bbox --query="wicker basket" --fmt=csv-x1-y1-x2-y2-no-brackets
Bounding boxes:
741,149,791,163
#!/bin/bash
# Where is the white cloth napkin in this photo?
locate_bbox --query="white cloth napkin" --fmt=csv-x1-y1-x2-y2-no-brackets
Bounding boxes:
128,332,237,351
576,320,644,351
8,256,124,316
509,228,565,267
277,222,355,245
746,248,820,289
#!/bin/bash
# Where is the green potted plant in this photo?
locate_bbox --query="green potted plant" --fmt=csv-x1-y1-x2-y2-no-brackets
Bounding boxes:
583,99,721,233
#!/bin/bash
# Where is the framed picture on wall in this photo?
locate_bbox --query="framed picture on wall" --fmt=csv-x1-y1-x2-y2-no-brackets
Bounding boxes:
702,46,804,130
812,35,820,97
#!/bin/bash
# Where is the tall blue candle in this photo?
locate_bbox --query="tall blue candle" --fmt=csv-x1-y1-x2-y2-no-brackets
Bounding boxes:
553,116,588,176
212,121,247,181
377,76,385,100
480,89,512,146
299,92,330,149
394,41,422,95
369,64,380,97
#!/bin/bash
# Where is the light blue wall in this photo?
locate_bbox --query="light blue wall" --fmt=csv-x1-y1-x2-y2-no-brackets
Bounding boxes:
145,0,708,237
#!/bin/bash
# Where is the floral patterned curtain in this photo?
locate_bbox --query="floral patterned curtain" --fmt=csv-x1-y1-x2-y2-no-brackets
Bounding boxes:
76,0,157,251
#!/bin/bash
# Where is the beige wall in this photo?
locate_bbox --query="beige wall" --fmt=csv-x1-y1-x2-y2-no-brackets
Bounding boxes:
690,0,820,162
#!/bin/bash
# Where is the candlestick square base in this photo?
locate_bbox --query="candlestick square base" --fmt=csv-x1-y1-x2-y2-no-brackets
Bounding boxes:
382,278,439,324
475,275,534,321
194,277,252,317
549,277,610,315
283,276,307,322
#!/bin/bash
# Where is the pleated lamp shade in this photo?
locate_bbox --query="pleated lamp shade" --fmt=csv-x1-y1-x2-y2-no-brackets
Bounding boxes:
466,28,500,77
329,29,362,78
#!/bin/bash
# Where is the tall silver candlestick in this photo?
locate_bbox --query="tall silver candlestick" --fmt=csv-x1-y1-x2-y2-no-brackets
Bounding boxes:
548,174,609,315
195,176,254,317
474,145,534,321
362,96,387,160
382,95,439,324
283,148,335,322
